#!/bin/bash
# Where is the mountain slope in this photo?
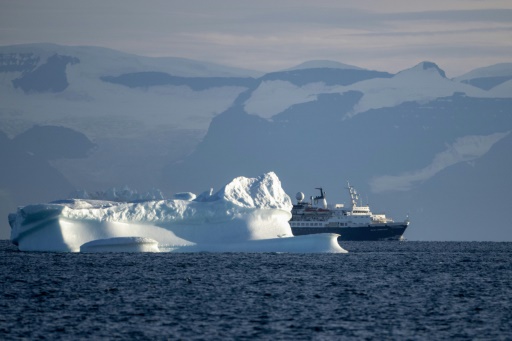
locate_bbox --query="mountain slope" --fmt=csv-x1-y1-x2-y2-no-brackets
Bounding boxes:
164,83,512,241
454,63,512,90
0,128,88,239
101,71,258,91
387,132,512,241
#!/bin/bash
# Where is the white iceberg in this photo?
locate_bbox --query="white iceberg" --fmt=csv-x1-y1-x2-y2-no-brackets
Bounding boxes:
80,237,160,253
9,172,346,253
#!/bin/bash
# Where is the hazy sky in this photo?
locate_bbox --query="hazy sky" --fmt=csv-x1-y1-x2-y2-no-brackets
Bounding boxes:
1,0,511,77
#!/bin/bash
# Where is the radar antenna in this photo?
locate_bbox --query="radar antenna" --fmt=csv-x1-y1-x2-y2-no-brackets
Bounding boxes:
295,192,305,203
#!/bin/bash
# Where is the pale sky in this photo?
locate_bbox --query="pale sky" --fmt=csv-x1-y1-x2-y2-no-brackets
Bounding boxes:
1,0,511,77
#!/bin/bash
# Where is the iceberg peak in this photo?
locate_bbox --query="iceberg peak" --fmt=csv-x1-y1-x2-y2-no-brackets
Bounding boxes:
208,171,292,210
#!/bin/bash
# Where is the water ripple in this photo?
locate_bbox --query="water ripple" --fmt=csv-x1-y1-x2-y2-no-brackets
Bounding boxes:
1,241,511,340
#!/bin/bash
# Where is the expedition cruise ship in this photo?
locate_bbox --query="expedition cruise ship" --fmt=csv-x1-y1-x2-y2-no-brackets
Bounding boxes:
289,183,409,241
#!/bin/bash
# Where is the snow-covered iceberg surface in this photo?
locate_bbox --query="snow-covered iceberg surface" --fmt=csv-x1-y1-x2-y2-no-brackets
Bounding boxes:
9,172,346,253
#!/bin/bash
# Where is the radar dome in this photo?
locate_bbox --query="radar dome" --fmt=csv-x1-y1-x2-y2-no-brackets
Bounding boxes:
296,192,305,202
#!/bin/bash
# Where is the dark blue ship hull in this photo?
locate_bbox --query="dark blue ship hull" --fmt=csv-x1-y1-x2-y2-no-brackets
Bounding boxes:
291,223,408,241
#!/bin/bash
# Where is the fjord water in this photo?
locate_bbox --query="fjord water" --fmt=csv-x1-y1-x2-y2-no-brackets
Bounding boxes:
1,241,511,340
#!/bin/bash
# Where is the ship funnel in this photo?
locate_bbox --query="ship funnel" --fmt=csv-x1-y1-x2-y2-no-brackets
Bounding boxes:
314,188,327,208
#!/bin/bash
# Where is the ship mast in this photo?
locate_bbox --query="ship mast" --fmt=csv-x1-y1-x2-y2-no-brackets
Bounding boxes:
346,182,361,208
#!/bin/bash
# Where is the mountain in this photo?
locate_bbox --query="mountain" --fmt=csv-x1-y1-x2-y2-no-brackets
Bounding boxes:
0,43,260,137
285,60,363,71
0,43,263,78
0,127,96,238
454,63,512,90
163,62,512,241
244,61,493,120
12,125,96,160
1,43,511,241
387,131,512,241
100,72,258,91
488,79,512,97
0,44,259,206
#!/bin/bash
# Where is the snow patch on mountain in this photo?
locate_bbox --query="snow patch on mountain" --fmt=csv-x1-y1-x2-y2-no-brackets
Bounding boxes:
0,44,258,138
346,62,486,116
370,131,510,193
245,62,490,120
244,80,323,119
488,79,512,97
2,70,245,138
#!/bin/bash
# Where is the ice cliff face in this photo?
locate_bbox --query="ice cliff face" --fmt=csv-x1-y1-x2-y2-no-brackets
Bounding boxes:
9,172,343,253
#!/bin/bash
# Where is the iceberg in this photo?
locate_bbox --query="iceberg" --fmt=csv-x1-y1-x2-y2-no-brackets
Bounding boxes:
80,237,160,253
8,172,346,253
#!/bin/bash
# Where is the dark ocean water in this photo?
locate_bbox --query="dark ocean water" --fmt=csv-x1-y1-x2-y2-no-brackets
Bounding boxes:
1,240,511,340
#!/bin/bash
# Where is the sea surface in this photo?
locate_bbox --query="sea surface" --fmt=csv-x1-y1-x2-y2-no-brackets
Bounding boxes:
1,240,511,340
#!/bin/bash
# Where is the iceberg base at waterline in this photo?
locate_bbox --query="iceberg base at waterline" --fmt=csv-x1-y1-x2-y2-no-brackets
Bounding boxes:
8,172,347,253
80,237,160,253
169,233,344,253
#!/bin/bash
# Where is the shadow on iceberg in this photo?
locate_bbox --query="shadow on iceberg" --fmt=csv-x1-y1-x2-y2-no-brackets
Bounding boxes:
80,237,160,253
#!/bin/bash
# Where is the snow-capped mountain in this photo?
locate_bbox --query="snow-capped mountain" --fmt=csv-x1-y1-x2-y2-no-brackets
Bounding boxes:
1,43,511,241
162,62,512,242
0,43,260,136
244,61,500,120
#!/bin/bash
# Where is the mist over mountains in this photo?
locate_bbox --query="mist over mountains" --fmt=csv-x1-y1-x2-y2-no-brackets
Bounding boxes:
1,43,511,240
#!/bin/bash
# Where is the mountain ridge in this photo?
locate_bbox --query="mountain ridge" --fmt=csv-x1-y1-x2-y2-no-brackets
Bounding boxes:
2,43,510,79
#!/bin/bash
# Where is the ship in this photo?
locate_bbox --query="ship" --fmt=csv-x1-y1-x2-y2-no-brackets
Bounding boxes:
289,183,409,241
